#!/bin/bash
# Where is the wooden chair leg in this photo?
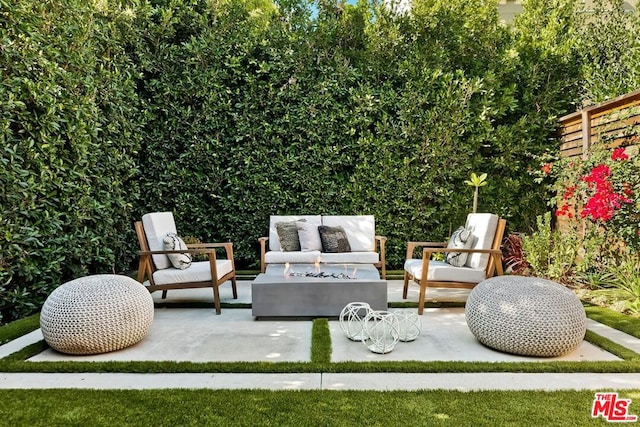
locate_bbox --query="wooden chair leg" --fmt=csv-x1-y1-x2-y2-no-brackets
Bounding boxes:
231,276,238,299
418,284,427,315
402,272,409,299
213,285,221,315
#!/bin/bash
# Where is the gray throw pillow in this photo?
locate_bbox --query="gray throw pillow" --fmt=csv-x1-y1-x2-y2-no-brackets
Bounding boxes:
445,226,474,267
162,233,192,270
275,219,305,252
318,225,352,253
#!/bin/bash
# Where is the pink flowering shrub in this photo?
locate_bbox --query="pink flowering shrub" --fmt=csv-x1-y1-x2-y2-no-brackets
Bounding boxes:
550,145,640,252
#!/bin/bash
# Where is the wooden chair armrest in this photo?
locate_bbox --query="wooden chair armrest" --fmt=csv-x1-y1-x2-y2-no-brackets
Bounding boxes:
186,242,233,250
258,236,269,273
406,241,447,259
421,248,503,277
422,248,502,255
139,245,234,260
191,243,235,261
374,235,387,279
375,235,387,252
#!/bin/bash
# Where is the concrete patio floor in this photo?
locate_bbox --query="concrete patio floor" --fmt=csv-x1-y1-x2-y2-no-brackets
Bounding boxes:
2,280,640,390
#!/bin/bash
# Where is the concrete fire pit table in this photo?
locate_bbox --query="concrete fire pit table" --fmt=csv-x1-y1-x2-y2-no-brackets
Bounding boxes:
465,275,586,357
251,263,387,318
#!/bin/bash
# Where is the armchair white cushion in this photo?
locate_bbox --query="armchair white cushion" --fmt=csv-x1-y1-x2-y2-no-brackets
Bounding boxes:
152,260,234,286
142,212,177,270
465,213,499,269
404,259,486,283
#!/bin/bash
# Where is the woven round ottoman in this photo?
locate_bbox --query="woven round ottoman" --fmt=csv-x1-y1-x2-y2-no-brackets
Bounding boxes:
465,276,586,357
40,275,154,355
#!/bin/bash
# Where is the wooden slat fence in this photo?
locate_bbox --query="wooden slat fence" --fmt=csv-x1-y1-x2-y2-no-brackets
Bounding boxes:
558,89,640,160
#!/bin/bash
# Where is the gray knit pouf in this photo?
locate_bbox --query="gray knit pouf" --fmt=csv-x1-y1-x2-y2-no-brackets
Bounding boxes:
465,276,586,357
40,275,154,355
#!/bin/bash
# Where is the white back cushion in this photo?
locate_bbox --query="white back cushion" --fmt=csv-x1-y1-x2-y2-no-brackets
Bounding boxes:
142,212,177,270
268,215,321,251
464,213,499,270
322,215,375,252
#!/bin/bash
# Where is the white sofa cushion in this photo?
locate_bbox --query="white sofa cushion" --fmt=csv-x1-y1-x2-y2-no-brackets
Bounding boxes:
464,213,499,270
320,252,379,264
321,215,375,252
264,250,322,264
404,259,486,283
268,215,321,251
152,260,233,285
142,212,177,270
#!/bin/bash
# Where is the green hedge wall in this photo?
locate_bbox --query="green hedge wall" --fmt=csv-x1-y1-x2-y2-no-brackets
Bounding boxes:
1,0,635,323
133,0,579,266
0,0,143,321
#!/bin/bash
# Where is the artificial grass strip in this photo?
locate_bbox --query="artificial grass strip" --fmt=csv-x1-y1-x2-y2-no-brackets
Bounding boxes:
0,313,40,345
0,389,629,426
5,356,640,375
584,329,640,361
2,340,48,362
311,318,331,364
585,305,640,339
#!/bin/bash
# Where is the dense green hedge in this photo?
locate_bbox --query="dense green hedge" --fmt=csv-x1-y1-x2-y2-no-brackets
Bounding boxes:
1,0,638,323
0,0,143,322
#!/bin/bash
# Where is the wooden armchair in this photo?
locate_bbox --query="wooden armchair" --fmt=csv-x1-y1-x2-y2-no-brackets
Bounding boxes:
403,213,506,314
135,212,237,314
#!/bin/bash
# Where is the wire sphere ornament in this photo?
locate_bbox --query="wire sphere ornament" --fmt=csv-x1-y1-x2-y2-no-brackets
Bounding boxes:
362,310,400,354
395,310,422,342
339,302,372,341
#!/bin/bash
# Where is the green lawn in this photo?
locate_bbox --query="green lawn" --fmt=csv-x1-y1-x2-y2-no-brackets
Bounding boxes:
0,389,629,426
2,304,639,424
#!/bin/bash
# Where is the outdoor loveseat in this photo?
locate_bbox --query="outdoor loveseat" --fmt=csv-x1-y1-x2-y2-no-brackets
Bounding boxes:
259,215,387,279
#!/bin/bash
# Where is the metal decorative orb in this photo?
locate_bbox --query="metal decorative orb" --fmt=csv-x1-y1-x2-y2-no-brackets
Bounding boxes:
395,310,422,342
362,310,400,354
339,302,372,341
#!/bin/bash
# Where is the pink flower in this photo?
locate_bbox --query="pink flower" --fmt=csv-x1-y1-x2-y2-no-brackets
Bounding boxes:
541,163,552,174
580,188,633,221
611,147,629,161
563,186,576,200
556,204,573,218
581,164,611,185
